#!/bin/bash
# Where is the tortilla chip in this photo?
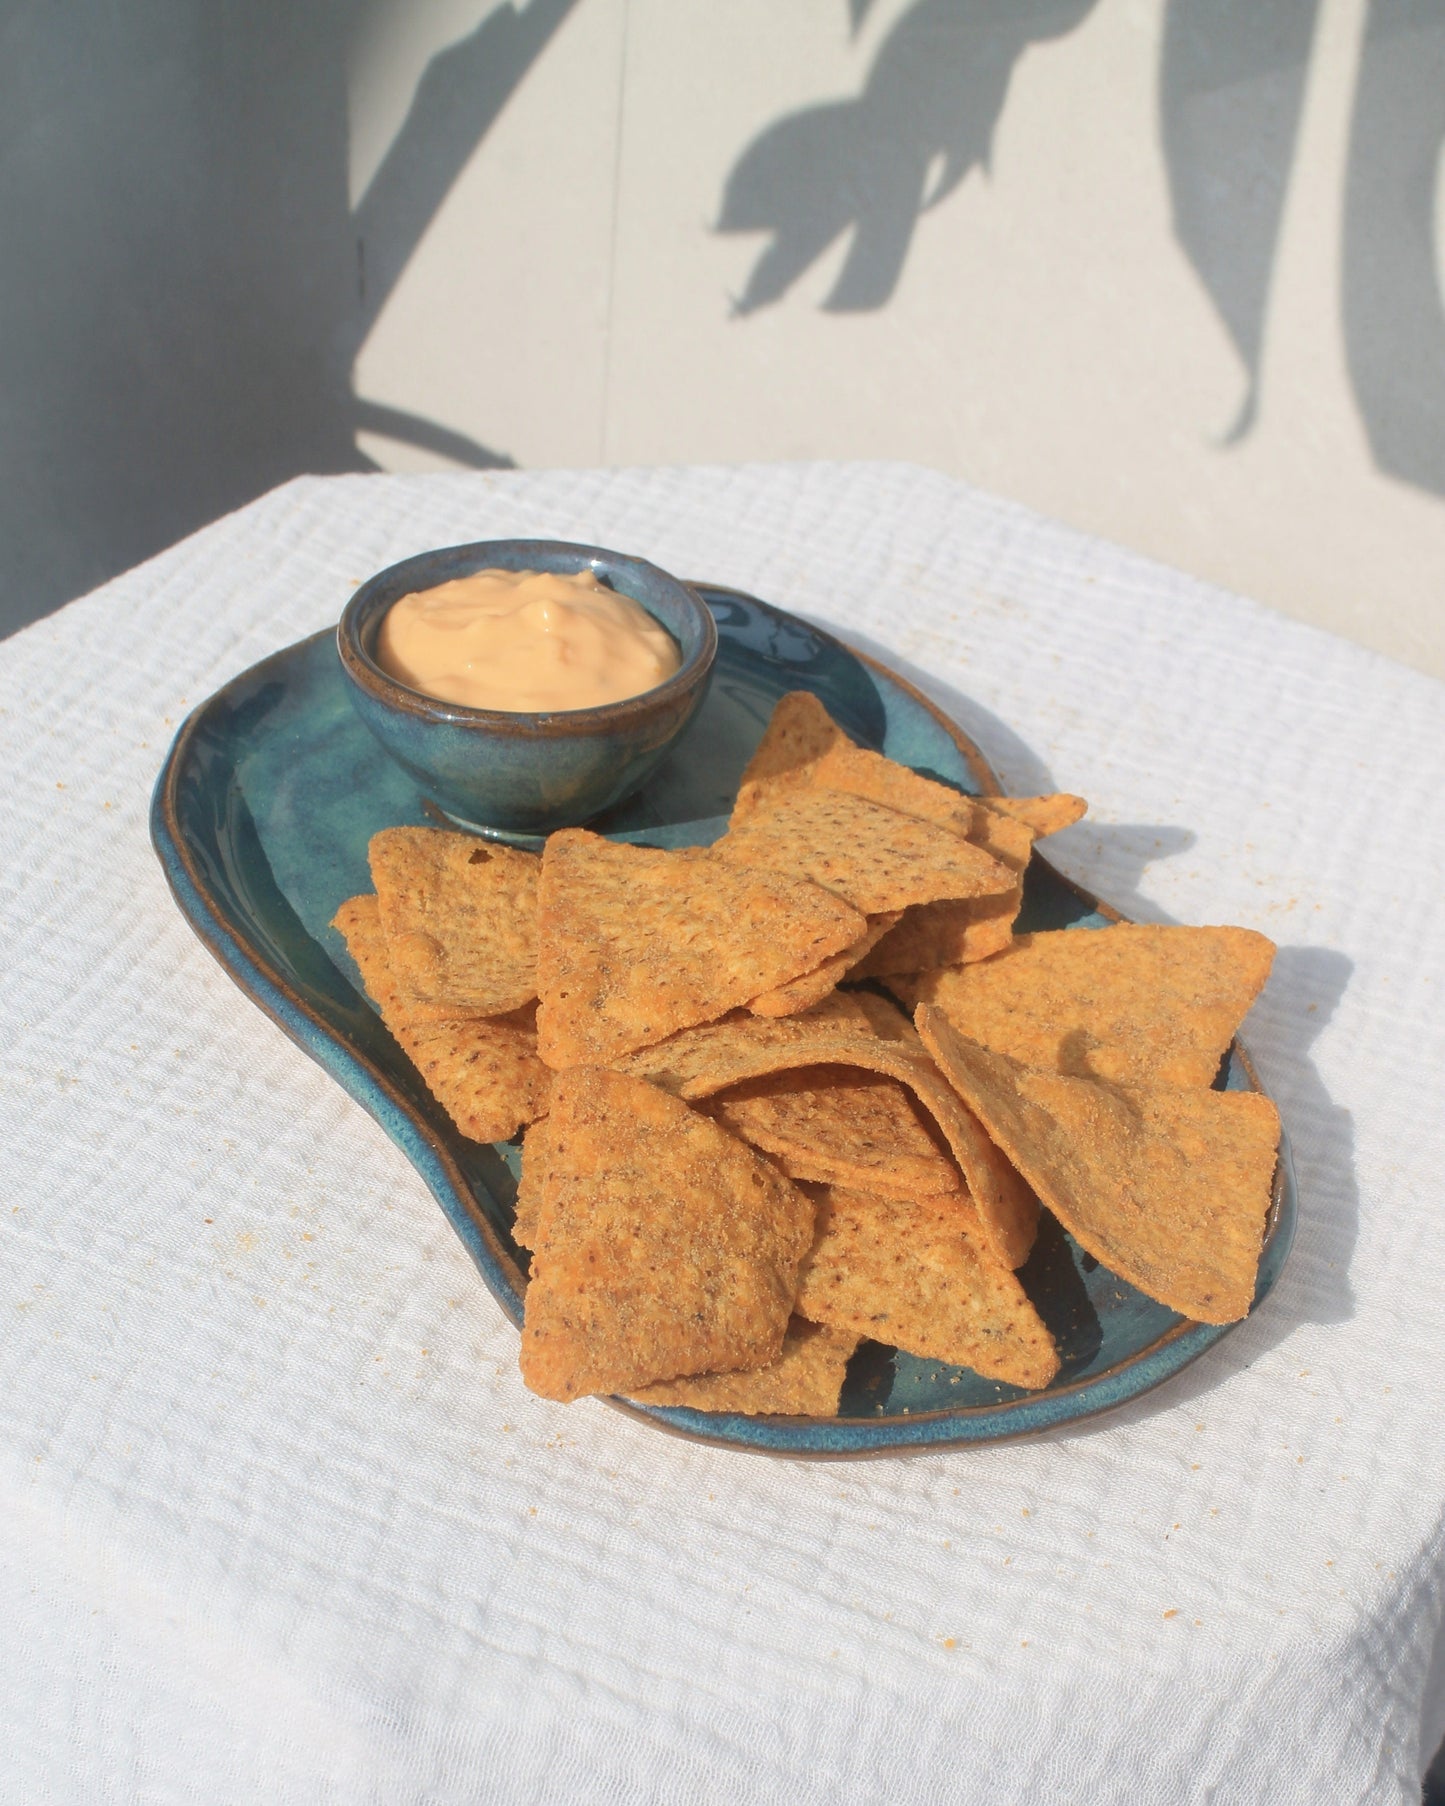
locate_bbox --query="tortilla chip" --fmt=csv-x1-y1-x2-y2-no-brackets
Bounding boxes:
917,1010,1279,1323
368,827,538,1017
851,809,1035,977
717,788,1014,916
796,1186,1059,1389
749,912,901,1017
907,924,1276,1087
629,1318,858,1415
855,892,1020,977
511,1114,554,1252
535,831,864,1069
732,691,976,837
612,993,891,1094
848,989,918,1043
519,1069,815,1401
704,1064,964,1198
733,690,839,797
400,1009,549,1147
333,894,550,1142
979,794,1087,838
616,1005,1038,1269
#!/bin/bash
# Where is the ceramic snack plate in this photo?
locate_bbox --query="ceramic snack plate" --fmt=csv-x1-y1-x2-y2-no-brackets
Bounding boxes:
151,584,1296,1457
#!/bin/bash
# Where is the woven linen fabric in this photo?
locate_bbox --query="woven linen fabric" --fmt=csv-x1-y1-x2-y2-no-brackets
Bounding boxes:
2,463,1444,1806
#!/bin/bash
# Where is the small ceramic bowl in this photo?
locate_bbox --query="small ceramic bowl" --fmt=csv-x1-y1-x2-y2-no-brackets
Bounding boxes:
337,538,717,834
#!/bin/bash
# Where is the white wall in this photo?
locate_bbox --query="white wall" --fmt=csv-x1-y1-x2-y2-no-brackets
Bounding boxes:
5,0,1444,678
351,0,1445,679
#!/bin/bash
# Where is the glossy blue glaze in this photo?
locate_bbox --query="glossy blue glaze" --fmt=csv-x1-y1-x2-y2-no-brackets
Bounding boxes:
152,583,1296,1458
337,539,718,834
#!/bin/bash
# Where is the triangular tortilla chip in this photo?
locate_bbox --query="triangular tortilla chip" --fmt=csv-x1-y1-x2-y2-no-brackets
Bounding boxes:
796,1185,1059,1389
535,831,864,1069
511,1114,555,1252
917,1009,1280,1323
333,895,550,1143
733,692,978,835
368,827,538,1017
734,689,837,791
611,993,886,1088
615,1005,1038,1269
855,892,1019,977
716,787,1013,916
969,810,1038,871
748,912,901,1017
978,794,1087,837
704,1064,964,1198
628,1318,858,1415
519,1069,815,1401
907,924,1276,1087
852,809,1035,977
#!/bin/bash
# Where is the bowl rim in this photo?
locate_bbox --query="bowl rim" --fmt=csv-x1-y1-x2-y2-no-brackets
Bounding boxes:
337,537,719,729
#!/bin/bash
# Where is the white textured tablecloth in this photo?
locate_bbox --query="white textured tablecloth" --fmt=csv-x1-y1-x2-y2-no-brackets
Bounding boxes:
4,463,1445,1805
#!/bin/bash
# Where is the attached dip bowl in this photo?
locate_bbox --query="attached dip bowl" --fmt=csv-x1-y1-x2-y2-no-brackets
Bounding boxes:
337,539,717,834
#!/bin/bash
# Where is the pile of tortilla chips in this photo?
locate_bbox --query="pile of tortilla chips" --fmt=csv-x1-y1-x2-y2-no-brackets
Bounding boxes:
334,691,1281,1416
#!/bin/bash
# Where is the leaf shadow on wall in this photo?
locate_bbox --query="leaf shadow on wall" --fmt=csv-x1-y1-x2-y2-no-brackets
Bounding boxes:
0,0,579,638
1157,0,1320,443
1342,0,1445,498
716,0,1099,317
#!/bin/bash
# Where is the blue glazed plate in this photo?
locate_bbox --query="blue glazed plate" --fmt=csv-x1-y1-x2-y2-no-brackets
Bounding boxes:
151,584,1295,1458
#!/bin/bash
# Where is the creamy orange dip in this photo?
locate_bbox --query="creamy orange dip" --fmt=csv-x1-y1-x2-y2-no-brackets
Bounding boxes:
376,567,681,712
